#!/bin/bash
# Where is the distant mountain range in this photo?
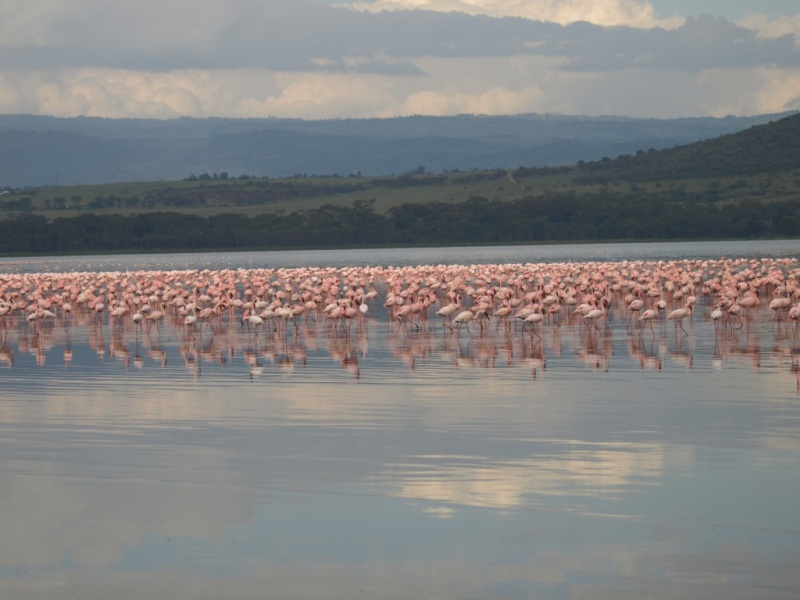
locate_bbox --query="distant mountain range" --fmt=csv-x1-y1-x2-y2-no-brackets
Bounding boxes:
0,112,795,188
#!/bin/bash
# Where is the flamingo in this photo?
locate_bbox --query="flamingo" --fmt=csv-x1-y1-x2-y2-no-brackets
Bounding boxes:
638,303,659,334
710,306,724,331
667,303,692,335
436,301,460,329
132,311,144,335
769,293,792,321
547,301,562,327
247,311,264,332
26,307,43,328
583,301,605,332
451,310,482,336
727,302,744,328
521,305,544,338
789,303,799,333
145,310,164,333
737,290,759,321
196,306,217,330
0,302,11,330
492,303,513,330
109,302,129,329
627,293,645,327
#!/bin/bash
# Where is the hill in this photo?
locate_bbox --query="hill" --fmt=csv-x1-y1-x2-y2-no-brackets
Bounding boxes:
0,112,798,254
574,112,800,182
0,112,793,187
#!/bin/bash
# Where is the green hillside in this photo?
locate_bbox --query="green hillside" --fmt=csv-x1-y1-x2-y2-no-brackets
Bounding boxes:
1,112,798,254
575,112,800,181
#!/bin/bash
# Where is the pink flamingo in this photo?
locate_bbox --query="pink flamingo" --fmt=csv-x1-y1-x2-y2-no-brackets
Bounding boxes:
522,305,544,338
492,302,513,330
789,303,799,334
451,310,481,336
638,302,659,335
0,302,12,331
627,292,645,327
582,301,605,332
769,292,792,322
667,303,692,335
145,310,164,334
436,301,460,329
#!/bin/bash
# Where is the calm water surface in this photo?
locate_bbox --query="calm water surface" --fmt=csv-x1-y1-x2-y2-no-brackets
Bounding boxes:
1,240,800,600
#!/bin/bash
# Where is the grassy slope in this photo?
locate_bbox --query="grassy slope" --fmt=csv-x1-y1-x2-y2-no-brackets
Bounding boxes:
2,113,799,221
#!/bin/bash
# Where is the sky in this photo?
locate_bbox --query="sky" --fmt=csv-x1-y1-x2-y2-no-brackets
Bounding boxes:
1,0,799,120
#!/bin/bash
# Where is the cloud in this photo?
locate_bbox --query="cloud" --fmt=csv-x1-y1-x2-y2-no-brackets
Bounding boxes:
2,1,796,73
341,0,684,28
0,69,224,118
738,12,800,42
0,0,798,119
2,59,799,121
554,15,800,72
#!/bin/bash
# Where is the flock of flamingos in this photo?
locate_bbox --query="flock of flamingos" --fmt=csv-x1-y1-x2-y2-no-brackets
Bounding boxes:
1,256,799,377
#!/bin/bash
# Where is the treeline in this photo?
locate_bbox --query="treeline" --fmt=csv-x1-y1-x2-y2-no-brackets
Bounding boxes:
1,194,798,254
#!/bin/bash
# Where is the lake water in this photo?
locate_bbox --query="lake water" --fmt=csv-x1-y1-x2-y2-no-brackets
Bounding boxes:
1,240,800,600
